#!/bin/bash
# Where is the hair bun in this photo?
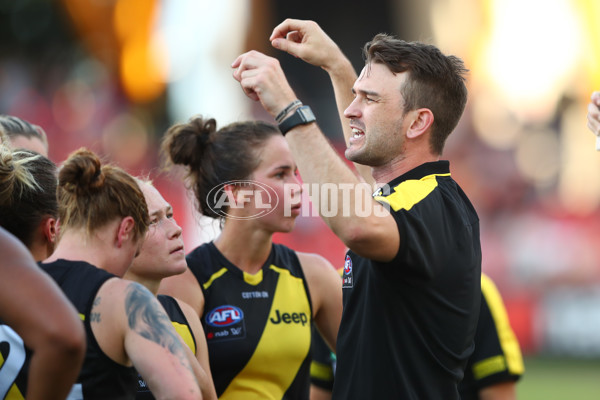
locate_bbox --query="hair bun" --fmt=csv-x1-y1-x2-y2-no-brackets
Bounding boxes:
0,144,16,204
162,116,216,169
59,148,105,195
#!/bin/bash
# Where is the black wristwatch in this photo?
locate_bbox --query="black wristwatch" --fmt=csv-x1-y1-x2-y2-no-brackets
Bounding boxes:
278,105,316,135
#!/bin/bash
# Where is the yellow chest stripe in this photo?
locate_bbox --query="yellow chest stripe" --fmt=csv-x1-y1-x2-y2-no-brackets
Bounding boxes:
219,265,311,399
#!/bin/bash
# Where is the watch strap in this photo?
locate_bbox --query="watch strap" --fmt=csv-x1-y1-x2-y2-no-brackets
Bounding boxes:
278,105,316,135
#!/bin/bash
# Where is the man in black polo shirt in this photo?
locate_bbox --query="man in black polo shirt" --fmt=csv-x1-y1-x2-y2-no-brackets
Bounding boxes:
232,19,481,399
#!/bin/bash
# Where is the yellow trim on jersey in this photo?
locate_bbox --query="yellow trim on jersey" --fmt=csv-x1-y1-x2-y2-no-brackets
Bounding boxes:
171,321,196,355
243,269,263,286
4,384,24,400
219,264,311,399
472,355,506,380
79,313,85,321
310,360,334,381
479,274,525,378
203,267,228,290
374,173,449,211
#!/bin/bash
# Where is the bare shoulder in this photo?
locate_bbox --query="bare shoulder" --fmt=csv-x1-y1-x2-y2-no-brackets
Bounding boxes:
98,278,151,304
174,297,201,322
296,251,335,271
295,251,341,288
95,279,163,328
159,268,205,318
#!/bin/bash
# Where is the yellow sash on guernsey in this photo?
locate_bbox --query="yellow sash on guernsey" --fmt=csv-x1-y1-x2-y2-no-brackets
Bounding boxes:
219,265,311,400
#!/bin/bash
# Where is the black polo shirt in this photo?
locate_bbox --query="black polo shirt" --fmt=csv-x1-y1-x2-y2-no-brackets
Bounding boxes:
333,161,482,400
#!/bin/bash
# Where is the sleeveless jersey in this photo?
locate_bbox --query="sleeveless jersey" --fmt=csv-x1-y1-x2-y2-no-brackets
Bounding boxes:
187,242,313,400
43,259,138,400
135,295,197,400
0,259,136,400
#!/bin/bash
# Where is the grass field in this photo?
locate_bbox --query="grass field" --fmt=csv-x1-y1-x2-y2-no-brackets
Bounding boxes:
517,356,600,399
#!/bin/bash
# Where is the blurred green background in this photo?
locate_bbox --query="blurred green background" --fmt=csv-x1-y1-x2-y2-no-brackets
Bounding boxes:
518,357,600,399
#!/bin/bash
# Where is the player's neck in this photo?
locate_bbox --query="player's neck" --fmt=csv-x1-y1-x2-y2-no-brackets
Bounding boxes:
214,223,272,275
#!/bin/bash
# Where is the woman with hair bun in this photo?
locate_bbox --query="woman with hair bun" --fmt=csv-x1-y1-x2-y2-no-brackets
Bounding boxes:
1,145,203,399
159,117,342,399
0,145,86,400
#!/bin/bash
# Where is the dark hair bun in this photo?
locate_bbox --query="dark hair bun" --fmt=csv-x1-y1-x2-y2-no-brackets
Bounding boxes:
163,116,216,169
59,148,105,195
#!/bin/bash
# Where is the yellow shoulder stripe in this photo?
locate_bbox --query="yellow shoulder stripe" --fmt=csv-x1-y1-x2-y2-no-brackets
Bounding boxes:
472,355,507,380
477,274,525,378
203,267,228,290
374,173,449,212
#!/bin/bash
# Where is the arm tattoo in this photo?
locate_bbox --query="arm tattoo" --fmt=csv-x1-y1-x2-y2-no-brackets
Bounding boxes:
124,283,186,358
90,296,101,323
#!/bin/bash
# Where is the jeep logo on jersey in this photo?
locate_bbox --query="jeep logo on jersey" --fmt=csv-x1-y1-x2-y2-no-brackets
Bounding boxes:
206,305,244,327
269,309,308,326
344,255,352,275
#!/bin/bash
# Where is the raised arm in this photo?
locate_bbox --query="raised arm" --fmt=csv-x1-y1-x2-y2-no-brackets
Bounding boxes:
0,227,85,400
270,19,373,184
231,51,399,262
93,279,202,400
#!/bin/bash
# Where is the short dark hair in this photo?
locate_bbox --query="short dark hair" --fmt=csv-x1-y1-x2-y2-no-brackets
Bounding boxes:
363,34,468,154
161,117,280,219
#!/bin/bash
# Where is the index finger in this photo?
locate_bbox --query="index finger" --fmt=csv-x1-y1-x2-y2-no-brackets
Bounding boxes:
270,18,304,41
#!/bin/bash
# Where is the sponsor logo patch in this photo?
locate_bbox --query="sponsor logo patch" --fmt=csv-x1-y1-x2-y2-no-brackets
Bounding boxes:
342,254,353,288
269,309,308,326
205,305,244,327
204,305,247,341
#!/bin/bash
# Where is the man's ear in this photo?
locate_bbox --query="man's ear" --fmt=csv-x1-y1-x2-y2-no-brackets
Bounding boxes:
116,216,135,248
406,108,434,139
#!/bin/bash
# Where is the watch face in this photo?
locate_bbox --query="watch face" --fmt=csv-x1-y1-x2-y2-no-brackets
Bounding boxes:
298,107,315,122
279,106,316,134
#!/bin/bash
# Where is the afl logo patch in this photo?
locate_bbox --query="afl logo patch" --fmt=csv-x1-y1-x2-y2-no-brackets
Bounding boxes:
205,305,244,327
344,255,352,275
